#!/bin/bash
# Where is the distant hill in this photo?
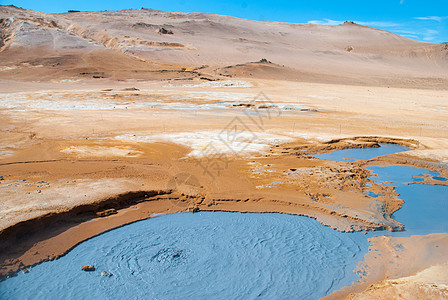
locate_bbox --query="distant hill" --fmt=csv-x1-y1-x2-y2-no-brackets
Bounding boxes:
1,5,447,88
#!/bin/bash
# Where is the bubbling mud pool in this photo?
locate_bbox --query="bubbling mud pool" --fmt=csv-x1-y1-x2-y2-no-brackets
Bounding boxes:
1,144,447,299
0,212,370,299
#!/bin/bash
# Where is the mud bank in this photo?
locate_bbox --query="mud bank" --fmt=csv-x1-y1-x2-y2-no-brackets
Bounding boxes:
326,233,448,299
275,136,420,156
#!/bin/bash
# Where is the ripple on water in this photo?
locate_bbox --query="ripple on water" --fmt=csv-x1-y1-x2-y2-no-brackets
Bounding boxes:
0,212,368,299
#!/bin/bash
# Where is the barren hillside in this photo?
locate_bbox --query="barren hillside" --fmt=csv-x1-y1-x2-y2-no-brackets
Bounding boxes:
1,5,448,87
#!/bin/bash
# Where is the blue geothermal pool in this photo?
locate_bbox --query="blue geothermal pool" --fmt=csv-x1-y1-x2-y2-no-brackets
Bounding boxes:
0,212,369,299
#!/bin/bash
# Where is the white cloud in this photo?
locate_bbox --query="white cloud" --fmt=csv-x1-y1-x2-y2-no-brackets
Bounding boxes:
356,21,399,27
402,34,419,39
422,29,439,41
414,16,448,22
308,19,342,26
394,29,420,35
396,28,440,42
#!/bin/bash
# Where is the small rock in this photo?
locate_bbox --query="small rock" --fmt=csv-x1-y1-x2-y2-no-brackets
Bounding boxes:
101,271,113,277
190,206,200,213
158,27,173,34
37,190,41,193
345,46,354,52
259,58,271,64
81,265,95,271
23,268,30,274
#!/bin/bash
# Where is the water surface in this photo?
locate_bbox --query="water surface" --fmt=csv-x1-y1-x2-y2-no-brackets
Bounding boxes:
367,166,448,236
0,212,369,300
315,143,448,236
312,143,409,162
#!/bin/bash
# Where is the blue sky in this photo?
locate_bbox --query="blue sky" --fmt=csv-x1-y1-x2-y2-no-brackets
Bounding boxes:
2,0,447,43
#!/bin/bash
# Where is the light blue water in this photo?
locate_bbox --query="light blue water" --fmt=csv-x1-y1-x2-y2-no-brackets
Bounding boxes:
0,212,369,300
1,144,447,299
312,143,409,162
313,143,448,235
367,166,448,236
